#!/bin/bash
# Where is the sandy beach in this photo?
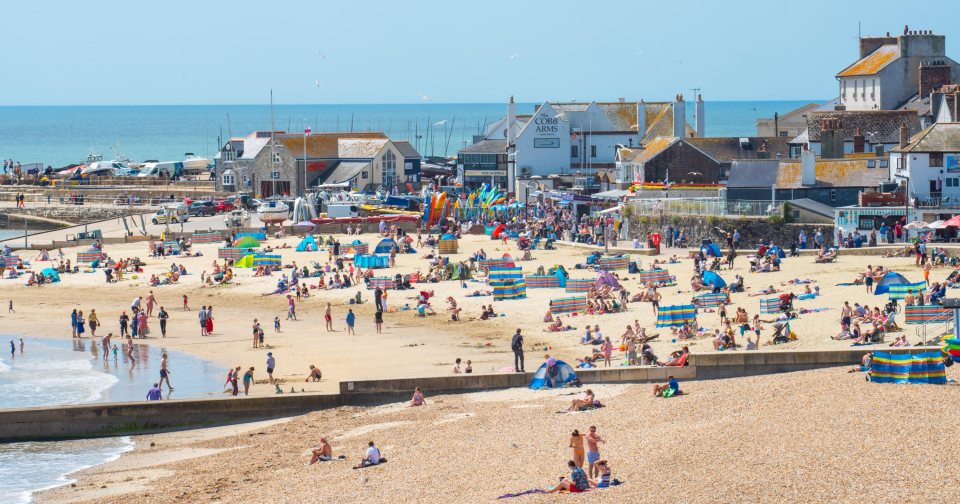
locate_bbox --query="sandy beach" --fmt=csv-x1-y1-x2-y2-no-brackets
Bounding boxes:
2,230,941,397
36,366,960,503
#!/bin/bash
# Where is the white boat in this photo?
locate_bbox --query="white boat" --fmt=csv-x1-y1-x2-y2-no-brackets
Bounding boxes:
182,153,211,174
257,200,289,225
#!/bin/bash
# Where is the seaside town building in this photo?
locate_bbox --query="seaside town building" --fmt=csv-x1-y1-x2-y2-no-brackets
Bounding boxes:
890,122,960,209
215,131,420,197
755,103,820,138
457,95,697,189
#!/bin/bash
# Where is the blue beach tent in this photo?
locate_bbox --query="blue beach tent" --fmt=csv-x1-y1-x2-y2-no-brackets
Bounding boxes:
702,243,722,257
702,270,727,289
529,360,579,390
41,267,60,282
874,272,910,295
295,235,319,252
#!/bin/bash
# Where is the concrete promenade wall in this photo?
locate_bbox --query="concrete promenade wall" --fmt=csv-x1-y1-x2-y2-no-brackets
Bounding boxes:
0,348,934,442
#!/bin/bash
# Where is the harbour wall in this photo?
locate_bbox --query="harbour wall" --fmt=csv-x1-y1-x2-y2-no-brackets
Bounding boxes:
0,348,927,442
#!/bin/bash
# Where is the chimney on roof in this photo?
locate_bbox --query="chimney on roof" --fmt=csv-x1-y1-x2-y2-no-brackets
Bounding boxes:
904,25,909,35
636,101,647,137
801,145,816,186
694,94,705,138
899,123,909,148
507,96,516,146
853,128,865,153
673,94,686,138
919,61,952,99
820,118,845,159
618,97,625,103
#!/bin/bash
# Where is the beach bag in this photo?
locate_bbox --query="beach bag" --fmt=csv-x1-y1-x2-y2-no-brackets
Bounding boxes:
662,388,676,398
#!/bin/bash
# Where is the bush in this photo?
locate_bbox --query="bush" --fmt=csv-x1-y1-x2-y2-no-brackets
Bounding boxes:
769,214,785,225
706,215,720,227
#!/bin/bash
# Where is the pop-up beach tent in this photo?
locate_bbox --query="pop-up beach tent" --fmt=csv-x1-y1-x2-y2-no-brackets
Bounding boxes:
873,272,910,295
234,236,261,249
529,360,578,390
296,235,319,252
702,270,727,289
374,238,398,254
41,267,60,282
233,254,255,268
701,243,722,257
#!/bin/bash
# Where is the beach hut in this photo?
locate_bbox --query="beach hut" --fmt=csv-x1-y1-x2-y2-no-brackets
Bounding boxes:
218,247,247,261
868,351,946,384
529,360,578,390
344,240,368,255
234,236,261,249
887,281,927,300
550,296,587,314
655,304,697,328
374,238,399,254
354,254,390,268
904,305,951,324
295,235,319,252
873,272,910,295
191,231,224,244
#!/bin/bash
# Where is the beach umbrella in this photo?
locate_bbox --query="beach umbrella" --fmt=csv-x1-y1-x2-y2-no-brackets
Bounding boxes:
904,220,929,229
928,220,948,229
233,236,260,249
943,215,960,227
293,220,316,229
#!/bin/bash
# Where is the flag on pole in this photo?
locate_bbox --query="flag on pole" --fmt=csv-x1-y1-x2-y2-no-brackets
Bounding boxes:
304,127,312,136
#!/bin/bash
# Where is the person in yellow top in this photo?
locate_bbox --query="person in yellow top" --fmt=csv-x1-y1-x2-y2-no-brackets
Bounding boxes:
88,309,99,337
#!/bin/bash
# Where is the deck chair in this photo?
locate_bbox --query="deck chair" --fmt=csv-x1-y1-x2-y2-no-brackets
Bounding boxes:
664,352,689,367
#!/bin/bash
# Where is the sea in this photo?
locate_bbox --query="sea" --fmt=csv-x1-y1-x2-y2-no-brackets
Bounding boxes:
0,101,820,168
0,338,226,503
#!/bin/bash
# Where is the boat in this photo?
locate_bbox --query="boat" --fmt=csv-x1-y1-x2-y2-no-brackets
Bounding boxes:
310,214,419,225
224,209,251,228
182,153,211,174
257,199,289,225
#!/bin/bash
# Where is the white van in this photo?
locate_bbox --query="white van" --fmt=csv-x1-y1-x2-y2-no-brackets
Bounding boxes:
139,161,182,178
151,205,190,225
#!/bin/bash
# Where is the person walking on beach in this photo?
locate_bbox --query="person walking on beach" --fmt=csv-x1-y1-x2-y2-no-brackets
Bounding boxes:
346,309,356,335
287,295,297,321
146,290,157,317
182,294,190,311
231,366,240,396
199,306,208,336
8,300,13,313
131,296,142,314
205,306,214,334
324,303,333,332
88,309,99,337
70,309,78,338
158,307,168,338
76,310,85,337
119,311,129,337
125,335,136,365
374,286,383,312
19,338,24,355
159,352,174,391
274,316,281,333
374,310,383,334
266,352,276,385
242,366,254,396
512,328,525,373
101,333,112,360
146,383,162,401
138,310,149,338
9,339,15,358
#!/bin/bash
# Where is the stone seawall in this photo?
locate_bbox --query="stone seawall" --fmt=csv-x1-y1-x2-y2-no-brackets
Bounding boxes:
0,207,137,226
626,213,837,249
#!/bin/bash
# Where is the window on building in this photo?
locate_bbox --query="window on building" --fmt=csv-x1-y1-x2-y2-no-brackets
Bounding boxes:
830,189,837,202
930,153,944,167
272,152,281,164
947,178,954,187
222,173,235,186
779,131,789,137
382,149,397,187
853,80,858,100
871,79,876,98
590,145,597,158
223,148,236,162
571,145,579,158
362,171,368,179
897,157,904,169
842,81,846,99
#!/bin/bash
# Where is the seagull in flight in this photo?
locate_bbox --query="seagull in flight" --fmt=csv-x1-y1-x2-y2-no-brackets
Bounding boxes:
508,52,520,61
316,50,326,59
315,80,323,87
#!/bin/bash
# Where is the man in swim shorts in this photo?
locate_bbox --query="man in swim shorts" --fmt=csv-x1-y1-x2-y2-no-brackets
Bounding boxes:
586,425,605,478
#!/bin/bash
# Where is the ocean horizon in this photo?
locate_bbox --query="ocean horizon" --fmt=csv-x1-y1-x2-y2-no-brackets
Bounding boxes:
0,100,822,169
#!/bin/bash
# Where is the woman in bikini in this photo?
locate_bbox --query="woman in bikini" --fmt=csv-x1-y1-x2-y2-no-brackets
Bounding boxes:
569,430,586,468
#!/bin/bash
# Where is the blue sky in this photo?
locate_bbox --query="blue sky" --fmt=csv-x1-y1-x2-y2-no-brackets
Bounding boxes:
6,0,957,105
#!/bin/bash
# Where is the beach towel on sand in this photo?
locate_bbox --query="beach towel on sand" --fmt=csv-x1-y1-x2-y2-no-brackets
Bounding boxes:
498,489,546,499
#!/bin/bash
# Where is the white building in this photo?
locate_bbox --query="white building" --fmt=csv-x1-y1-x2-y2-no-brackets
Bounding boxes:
458,96,696,189
890,122,960,207
836,27,959,111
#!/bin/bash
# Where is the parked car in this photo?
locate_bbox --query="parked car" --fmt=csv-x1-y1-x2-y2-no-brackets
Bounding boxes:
213,199,235,214
188,200,216,217
151,205,190,225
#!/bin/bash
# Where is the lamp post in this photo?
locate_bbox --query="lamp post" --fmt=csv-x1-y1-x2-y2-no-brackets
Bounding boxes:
303,126,311,196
